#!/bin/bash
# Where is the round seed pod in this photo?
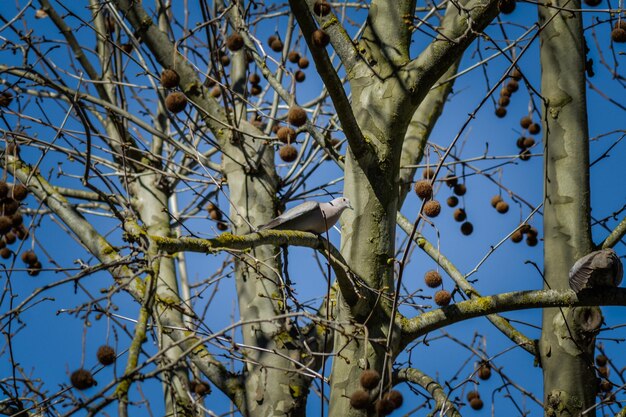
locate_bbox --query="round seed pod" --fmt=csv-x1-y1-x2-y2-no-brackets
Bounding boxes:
295,70,306,83
267,35,277,47
453,184,467,196
447,196,459,207
27,263,41,276
311,29,330,48
0,92,13,108
0,182,8,199
600,379,612,392
160,69,180,89
219,54,231,67
121,43,133,54
359,369,381,390
70,369,96,390
279,145,298,162
520,116,532,129
226,33,244,51
270,38,284,52
206,202,217,212
384,390,403,409
453,208,467,222
434,290,452,306
510,68,523,80
511,230,523,243
298,57,310,69
349,390,370,409
477,362,491,380
0,216,12,234
21,250,37,265
612,26,626,43
596,354,608,366
375,399,395,416
165,92,188,113
470,397,484,410
250,85,262,96
500,87,512,97
216,222,228,231
498,96,510,107
287,106,307,127
461,221,474,235
584,0,601,5
424,270,443,288
490,195,502,208
15,226,28,240
277,127,297,144
523,137,536,148
288,51,301,63
519,149,531,161
4,232,16,245
528,123,541,135
97,345,116,366
11,184,28,201
249,73,261,85
423,200,441,218
516,137,527,149
2,199,19,216
495,107,507,118
444,174,458,187
506,79,519,93
191,380,211,396
209,209,222,221
467,390,480,401
206,77,217,88
422,168,436,180
210,86,222,98
598,366,610,378
499,0,516,14
413,180,433,200
495,201,509,214
314,0,332,16
0,247,11,259
526,235,538,247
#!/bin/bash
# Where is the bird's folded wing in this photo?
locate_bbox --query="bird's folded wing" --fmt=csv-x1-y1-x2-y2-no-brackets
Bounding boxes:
569,265,594,292
259,201,319,230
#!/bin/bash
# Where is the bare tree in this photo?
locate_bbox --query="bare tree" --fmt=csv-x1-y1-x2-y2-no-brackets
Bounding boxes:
1,1,625,417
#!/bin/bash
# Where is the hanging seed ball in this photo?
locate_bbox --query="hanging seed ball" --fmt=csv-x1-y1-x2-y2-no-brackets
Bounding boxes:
511,230,523,243
510,68,523,80
311,29,330,48
2,199,19,216
121,43,133,54
453,208,467,222
11,184,28,201
226,33,244,51
495,107,507,118
500,87,512,97
526,235,538,247
277,127,297,144
206,202,217,212
467,391,480,401
453,183,467,196
498,0,516,13
0,92,13,108
0,216,12,234
506,79,519,93
288,51,301,63
15,226,28,240
447,196,459,207
192,380,211,396
498,96,510,107
220,54,231,66
424,270,443,288
210,86,222,98
596,354,608,366
314,0,332,16
600,379,612,392
516,137,527,149
96,345,116,366
423,200,441,218
490,195,503,208
0,248,11,259
612,23,626,43
598,366,610,378
444,174,458,187
160,69,180,89
385,390,404,409
70,369,96,390
295,70,306,83
520,116,532,129
216,222,228,231
422,168,436,180
209,209,222,221
523,137,536,148
279,145,298,162
360,369,381,390
584,0,601,5
270,38,284,52
165,92,188,113
477,362,491,380
298,57,310,69
414,180,433,200
470,397,484,410
250,85,262,96
249,73,261,85
4,232,16,244
0,182,7,199
461,221,474,235
528,123,541,135
495,201,509,214
21,250,38,265
267,35,277,46
349,390,370,409
519,149,531,161
287,106,307,127
27,263,41,276
434,290,452,306
375,399,395,416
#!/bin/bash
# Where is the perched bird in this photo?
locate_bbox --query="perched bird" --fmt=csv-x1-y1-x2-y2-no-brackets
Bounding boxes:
569,248,623,292
259,197,352,234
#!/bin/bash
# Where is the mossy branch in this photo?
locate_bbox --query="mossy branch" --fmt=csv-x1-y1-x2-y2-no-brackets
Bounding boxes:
395,368,461,417
600,215,626,250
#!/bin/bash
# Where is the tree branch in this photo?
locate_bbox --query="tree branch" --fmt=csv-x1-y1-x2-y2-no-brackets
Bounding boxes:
395,368,462,417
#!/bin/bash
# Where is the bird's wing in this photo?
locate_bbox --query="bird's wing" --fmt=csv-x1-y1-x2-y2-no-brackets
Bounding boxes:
569,251,598,292
259,201,320,230
611,250,623,286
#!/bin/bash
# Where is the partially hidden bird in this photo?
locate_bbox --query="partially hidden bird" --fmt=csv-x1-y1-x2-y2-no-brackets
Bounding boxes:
258,197,352,234
568,248,623,292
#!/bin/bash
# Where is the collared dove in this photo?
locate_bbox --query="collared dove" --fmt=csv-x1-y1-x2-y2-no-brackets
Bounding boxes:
569,248,623,292
259,197,352,234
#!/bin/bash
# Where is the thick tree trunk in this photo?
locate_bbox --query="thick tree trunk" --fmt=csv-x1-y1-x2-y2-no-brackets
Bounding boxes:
538,0,599,415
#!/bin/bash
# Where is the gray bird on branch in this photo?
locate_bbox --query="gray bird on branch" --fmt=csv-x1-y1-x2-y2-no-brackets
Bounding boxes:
259,197,352,234
568,248,623,292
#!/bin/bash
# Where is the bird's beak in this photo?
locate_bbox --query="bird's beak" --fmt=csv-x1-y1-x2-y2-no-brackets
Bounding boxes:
348,202,354,210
